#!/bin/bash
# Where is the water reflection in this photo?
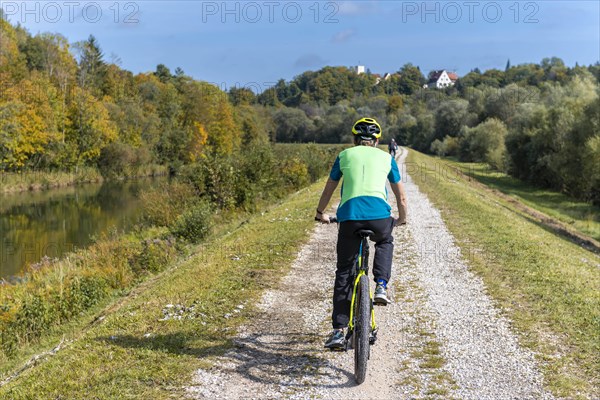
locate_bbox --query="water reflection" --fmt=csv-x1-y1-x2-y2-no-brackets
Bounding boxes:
0,178,166,279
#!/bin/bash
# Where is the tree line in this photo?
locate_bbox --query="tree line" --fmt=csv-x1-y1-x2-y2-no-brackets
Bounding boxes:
1,15,599,204
234,61,600,205
0,17,263,177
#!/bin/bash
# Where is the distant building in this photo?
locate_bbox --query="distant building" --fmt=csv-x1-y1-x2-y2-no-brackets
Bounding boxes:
426,70,459,89
351,65,366,75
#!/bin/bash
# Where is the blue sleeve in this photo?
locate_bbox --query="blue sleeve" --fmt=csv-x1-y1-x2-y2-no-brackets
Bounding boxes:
388,158,401,183
329,156,342,181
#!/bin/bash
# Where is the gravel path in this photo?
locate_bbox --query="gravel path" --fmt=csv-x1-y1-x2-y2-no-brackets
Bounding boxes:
186,149,554,400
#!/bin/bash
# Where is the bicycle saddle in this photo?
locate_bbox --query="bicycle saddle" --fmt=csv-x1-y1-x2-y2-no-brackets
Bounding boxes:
355,229,374,238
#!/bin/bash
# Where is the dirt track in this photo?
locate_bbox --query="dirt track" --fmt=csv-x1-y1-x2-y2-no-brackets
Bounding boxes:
186,149,554,400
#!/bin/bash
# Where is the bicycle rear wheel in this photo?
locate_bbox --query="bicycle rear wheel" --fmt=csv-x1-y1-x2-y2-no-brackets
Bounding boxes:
354,274,370,384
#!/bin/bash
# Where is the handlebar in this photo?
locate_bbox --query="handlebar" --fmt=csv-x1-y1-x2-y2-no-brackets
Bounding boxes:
315,216,406,226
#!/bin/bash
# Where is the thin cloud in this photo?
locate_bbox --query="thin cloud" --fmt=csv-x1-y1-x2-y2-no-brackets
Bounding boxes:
331,29,356,43
294,54,327,68
338,1,379,16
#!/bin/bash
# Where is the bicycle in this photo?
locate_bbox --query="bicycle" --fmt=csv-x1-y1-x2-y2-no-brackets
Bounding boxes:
318,216,386,384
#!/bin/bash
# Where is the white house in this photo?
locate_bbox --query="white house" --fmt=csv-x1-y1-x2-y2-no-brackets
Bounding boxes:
351,65,366,75
426,70,459,89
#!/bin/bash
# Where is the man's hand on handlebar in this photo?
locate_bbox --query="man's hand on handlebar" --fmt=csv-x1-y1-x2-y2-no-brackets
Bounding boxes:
315,212,332,223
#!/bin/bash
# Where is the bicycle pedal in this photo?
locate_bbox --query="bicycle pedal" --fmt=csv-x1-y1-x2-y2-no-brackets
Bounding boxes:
369,329,378,345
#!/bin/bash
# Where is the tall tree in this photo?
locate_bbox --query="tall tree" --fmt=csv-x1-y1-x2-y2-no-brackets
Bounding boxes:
154,64,172,83
76,35,107,96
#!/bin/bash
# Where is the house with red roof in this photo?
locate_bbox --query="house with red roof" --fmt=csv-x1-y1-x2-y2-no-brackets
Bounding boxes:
426,70,459,89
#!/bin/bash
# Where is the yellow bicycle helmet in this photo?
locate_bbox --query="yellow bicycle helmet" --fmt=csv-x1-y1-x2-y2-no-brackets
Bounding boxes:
352,117,382,139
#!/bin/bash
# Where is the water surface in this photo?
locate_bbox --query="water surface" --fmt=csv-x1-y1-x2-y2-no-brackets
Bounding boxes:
0,178,166,279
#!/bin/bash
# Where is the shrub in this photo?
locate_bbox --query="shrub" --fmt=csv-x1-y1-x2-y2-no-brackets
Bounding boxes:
170,201,212,243
235,144,282,210
132,237,177,274
459,118,508,170
430,139,444,156
200,155,237,209
281,157,309,189
139,181,197,227
97,142,137,179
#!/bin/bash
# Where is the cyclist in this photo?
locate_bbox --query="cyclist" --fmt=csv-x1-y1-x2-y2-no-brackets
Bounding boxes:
315,117,407,349
388,138,398,158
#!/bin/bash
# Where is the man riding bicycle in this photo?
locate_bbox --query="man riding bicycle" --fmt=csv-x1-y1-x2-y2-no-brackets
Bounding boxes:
315,117,408,349
388,138,398,158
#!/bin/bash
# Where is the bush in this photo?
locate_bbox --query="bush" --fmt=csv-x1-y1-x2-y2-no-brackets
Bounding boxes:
200,155,237,209
272,144,345,183
459,118,507,170
139,181,197,227
442,136,460,156
97,142,137,179
170,201,212,243
64,275,109,314
234,144,279,209
132,237,177,274
281,157,309,189
430,139,444,156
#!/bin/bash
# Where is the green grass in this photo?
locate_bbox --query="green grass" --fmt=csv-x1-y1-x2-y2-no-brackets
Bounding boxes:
446,160,600,241
408,149,600,399
0,178,327,399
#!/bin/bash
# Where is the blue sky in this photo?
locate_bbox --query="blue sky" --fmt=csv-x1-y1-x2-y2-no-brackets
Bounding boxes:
3,1,599,91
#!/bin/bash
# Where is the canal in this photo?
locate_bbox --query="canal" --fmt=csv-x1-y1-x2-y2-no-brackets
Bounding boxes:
0,178,166,279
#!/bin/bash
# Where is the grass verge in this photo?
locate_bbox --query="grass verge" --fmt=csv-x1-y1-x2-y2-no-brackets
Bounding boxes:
447,160,600,241
0,177,327,399
407,149,599,399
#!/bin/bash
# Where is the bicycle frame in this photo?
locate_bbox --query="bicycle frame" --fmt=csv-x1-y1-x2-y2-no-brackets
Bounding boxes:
347,237,377,335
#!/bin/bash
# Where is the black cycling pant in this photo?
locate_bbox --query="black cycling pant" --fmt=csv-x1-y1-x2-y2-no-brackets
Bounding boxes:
332,217,394,329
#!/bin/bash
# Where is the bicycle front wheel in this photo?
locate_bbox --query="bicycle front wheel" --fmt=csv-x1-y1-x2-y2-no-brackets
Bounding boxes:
354,274,371,384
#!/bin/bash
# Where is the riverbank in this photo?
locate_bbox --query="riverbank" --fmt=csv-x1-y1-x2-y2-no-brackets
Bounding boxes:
0,176,169,279
0,143,346,383
0,177,328,397
0,165,168,194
